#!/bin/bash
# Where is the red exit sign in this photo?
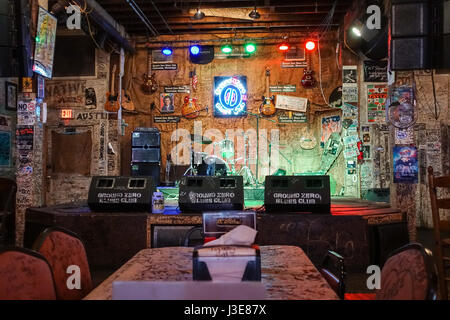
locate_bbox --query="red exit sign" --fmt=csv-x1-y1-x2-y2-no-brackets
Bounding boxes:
60,109,74,119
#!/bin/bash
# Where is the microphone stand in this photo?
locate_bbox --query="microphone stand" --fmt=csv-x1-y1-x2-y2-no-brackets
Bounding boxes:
260,133,293,175
244,111,277,186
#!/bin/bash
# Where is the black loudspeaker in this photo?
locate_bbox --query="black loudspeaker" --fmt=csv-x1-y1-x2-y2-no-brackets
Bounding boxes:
433,0,450,69
87,176,156,212
132,127,160,148
131,148,161,162
131,162,160,184
189,45,215,64
264,176,331,213
391,0,431,70
178,176,244,212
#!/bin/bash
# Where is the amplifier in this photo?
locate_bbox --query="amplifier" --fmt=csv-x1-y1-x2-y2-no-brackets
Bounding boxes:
264,175,331,213
131,148,161,162
131,162,160,184
132,127,160,148
88,176,156,212
179,176,244,212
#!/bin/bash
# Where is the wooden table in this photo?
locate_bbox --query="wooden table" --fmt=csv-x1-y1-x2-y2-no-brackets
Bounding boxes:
84,245,339,300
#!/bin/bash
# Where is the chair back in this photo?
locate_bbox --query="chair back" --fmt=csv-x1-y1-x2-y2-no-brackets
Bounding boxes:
0,247,56,300
0,178,17,243
319,250,346,299
32,227,93,300
427,166,450,238
376,243,438,300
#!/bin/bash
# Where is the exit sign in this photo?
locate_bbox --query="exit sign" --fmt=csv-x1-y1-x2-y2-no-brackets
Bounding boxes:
60,109,74,119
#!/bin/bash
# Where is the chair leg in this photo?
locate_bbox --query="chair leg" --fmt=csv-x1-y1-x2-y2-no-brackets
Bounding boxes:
435,244,448,300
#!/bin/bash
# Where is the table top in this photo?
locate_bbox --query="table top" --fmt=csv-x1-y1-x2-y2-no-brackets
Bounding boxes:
84,245,339,300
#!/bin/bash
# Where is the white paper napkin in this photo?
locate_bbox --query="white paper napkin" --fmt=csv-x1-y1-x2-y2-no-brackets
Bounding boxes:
203,225,257,247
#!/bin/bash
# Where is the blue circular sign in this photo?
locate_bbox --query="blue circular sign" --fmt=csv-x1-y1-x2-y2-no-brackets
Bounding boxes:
220,85,241,109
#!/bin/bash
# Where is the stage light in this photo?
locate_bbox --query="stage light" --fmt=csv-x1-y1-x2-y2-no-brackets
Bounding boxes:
161,47,173,56
249,7,260,19
221,44,232,54
352,27,362,37
244,43,256,54
278,42,290,51
305,41,316,51
190,45,200,55
193,9,205,20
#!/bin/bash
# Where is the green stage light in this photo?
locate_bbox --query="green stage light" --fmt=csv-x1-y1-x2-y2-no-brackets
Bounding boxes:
221,44,233,54
244,43,256,54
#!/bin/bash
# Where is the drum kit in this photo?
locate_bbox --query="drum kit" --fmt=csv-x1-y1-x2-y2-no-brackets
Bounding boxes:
183,133,256,185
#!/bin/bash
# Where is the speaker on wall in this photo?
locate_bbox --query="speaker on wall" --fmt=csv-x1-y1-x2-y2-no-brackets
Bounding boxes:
390,0,432,70
433,0,450,69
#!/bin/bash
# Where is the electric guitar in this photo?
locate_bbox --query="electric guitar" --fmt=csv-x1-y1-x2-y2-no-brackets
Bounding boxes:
181,96,209,119
141,50,158,94
260,69,276,116
301,52,316,89
105,64,119,112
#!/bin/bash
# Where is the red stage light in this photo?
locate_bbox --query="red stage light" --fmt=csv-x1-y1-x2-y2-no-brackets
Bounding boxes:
305,41,316,51
278,43,290,51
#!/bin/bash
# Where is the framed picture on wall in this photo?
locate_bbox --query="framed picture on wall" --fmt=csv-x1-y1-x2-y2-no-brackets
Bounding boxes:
5,82,17,111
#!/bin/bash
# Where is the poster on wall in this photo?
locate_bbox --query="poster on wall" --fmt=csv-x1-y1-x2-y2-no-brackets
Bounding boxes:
213,76,247,117
393,146,418,183
160,93,175,113
363,60,388,82
388,86,415,128
45,80,86,108
0,131,11,167
395,127,414,144
321,115,341,148
33,7,57,78
367,84,388,123
343,66,358,84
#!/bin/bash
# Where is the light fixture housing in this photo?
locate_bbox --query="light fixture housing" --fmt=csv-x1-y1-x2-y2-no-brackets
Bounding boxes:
278,42,290,51
249,7,260,19
305,41,316,51
190,45,200,55
221,44,233,54
193,9,205,20
244,43,256,54
161,47,173,56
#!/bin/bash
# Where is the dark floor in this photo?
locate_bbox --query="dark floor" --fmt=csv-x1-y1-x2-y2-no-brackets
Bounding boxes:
90,227,445,295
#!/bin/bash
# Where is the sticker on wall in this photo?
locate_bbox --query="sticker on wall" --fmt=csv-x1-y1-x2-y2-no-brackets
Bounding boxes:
320,115,341,148
85,87,97,109
343,66,358,84
367,84,388,123
393,146,418,184
387,86,415,128
363,60,388,82
394,127,414,144
362,133,371,143
361,145,371,160
342,86,358,103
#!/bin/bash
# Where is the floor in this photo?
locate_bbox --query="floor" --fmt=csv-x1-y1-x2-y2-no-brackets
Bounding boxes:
91,227,446,296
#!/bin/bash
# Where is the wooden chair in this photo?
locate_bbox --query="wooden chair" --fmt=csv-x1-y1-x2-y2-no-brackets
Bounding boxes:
0,178,17,245
0,247,56,300
32,227,93,300
375,243,438,300
428,166,450,300
319,250,346,299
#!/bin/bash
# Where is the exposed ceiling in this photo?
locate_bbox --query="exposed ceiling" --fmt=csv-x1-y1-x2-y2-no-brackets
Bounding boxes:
51,0,354,36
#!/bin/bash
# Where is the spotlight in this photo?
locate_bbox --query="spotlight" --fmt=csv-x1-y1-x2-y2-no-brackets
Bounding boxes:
244,43,256,54
249,7,260,19
193,9,205,20
305,41,316,51
352,27,362,37
161,47,173,56
278,42,290,51
221,44,233,54
190,45,200,55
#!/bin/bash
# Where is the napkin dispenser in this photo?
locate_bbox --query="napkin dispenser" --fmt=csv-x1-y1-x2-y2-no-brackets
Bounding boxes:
193,245,261,282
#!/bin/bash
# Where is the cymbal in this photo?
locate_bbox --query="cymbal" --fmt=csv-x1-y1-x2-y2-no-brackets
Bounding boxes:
190,134,212,144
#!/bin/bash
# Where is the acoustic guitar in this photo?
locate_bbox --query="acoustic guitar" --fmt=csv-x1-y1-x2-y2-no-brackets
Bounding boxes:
105,64,119,112
260,69,276,117
141,50,158,95
301,52,317,89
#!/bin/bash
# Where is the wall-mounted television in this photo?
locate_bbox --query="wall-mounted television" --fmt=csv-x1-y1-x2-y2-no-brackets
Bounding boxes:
32,7,57,79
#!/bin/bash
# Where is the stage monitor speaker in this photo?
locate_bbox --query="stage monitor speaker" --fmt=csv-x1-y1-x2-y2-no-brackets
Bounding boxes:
131,148,161,163
264,175,331,213
131,162,160,184
189,45,215,64
178,176,244,212
132,127,160,148
88,176,156,212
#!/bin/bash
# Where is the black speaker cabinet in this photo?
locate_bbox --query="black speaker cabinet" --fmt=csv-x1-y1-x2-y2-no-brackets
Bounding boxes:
264,175,331,213
88,176,156,212
178,176,244,212
131,148,161,162
189,45,215,64
391,37,431,70
131,162,160,185
392,1,429,37
132,127,160,148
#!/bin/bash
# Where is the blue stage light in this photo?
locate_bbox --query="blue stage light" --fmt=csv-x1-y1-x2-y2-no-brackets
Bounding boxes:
190,45,200,55
161,47,173,56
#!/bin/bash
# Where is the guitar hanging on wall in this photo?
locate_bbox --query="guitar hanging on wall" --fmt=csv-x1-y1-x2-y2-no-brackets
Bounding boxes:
260,69,276,117
105,64,119,112
301,51,316,89
181,70,208,119
141,50,158,95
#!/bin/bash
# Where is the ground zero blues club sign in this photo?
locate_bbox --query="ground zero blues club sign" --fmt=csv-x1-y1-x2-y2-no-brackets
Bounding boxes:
213,76,247,117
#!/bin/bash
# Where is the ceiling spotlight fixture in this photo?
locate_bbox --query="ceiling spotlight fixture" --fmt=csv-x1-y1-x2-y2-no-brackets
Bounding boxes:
352,27,362,37
305,40,316,51
190,45,201,55
244,43,257,54
161,47,173,56
278,42,290,51
193,8,205,20
221,44,233,54
249,6,260,19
